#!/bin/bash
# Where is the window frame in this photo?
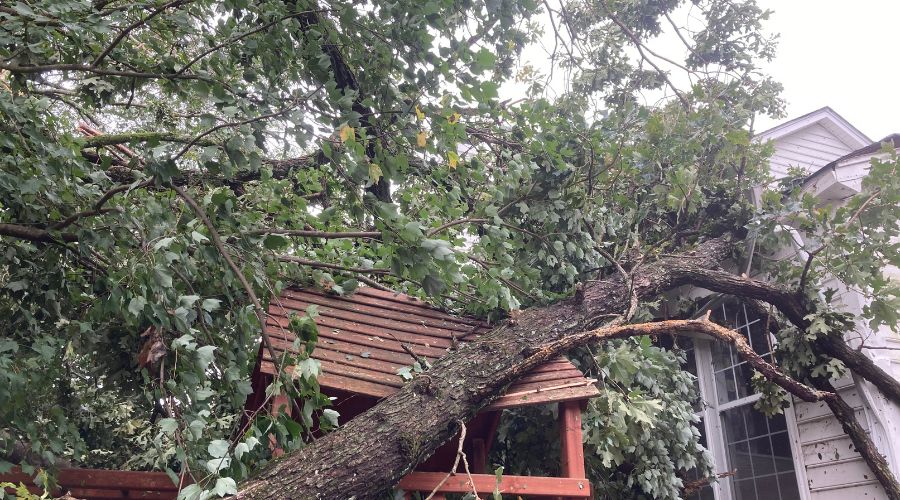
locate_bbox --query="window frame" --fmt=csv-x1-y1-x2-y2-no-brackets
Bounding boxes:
687,299,812,500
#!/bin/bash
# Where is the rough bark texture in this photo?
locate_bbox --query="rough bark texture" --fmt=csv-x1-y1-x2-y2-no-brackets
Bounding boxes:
681,268,900,407
234,234,736,499
233,236,900,499
747,299,900,499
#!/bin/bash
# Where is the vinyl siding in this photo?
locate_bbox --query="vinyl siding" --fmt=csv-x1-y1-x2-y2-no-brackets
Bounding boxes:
791,378,885,497
768,121,896,500
767,123,856,179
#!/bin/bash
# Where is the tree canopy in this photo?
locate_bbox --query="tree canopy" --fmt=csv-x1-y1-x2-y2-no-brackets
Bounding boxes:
1,0,898,498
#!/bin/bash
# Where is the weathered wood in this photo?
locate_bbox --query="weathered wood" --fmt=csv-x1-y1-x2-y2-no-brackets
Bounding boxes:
0,467,179,500
234,234,735,499
559,401,586,480
397,472,591,497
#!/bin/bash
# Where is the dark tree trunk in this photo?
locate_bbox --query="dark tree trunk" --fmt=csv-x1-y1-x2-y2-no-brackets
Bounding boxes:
681,268,900,407
234,235,736,499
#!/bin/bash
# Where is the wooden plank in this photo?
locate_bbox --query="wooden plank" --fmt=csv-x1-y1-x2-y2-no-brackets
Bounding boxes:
317,371,395,398
265,319,449,358
488,385,599,410
265,312,455,350
285,288,487,329
272,295,473,338
397,472,590,497
0,468,179,494
58,469,177,491
495,377,594,395
559,401,587,479
317,358,406,388
64,488,127,498
513,369,586,384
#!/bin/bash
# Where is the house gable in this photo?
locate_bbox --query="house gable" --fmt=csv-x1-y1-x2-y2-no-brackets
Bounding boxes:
755,107,871,179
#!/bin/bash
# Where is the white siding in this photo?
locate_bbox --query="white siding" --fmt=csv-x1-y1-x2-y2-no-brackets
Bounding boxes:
791,378,886,498
767,123,856,179
765,115,897,500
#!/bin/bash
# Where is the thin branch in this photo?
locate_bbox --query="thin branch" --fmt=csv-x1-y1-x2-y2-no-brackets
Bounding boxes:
243,229,381,239
171,87,321,161
425,421,478,500
600,0,690,109
92,0,191,67
427,218,489,237
277,255,390,275
0,223,78,243
176,10,324,75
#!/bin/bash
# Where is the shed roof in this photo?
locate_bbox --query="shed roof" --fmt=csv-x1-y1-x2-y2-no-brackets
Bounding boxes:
260,286,599,410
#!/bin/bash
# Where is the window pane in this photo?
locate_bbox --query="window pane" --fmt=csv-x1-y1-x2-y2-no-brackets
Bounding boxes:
721,407,801,500
716,368,738,404
778,472,801,499
735,362,756,401
711,340,734,371
722,406,748,443
748,317,771,355
749,436,776,476
746,408,769,439
771,432,794,472
708,300,775,404
734,478,757,500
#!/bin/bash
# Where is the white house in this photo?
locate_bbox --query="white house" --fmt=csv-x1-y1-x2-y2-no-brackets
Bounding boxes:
683,107,900,500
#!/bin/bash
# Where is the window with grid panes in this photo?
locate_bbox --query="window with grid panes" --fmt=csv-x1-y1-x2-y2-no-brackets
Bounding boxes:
678,301,803,500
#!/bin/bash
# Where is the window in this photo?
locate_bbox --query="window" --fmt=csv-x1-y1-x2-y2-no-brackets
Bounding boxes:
680,301,805,500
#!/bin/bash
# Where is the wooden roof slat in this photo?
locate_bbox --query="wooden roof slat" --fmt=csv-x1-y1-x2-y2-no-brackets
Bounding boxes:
262,287,599,408
284,288,488,329
269,301,459,347
513,369,586,384
487,385,599,410
266,333,418,366
265,314,453,353
274,294,477,337
264,320,447,360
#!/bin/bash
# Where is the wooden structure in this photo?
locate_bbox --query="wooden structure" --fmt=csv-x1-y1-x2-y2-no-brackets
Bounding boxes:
0,468,179,499
246,286,600,498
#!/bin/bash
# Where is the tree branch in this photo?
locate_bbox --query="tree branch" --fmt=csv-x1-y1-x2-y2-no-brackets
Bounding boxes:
92,0,191,67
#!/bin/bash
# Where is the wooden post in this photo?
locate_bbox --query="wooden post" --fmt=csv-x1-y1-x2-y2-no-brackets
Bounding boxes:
559,400,586,487
269,393,290,458
472,438,487,474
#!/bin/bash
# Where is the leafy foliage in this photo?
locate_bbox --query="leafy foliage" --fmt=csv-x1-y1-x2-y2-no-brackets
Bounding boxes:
492,339,711,500
5,0,893,498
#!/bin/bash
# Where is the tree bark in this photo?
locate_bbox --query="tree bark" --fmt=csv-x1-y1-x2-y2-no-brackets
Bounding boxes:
234,234,736,499
680,268,900,407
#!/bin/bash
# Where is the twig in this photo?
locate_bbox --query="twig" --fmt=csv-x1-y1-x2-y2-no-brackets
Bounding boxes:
424,420,479,500
92,0,192,67
244,229,381,239
277,255,390,275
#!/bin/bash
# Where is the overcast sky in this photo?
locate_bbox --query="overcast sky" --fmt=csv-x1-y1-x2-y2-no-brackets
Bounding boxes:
503,1,899,142
754,1,900,140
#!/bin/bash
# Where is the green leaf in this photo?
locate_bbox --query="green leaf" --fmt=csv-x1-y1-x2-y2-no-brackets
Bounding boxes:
196,345,217,370
213,477,237,497
473,48,497,72
128,296,147,317
263,234,289,250
201,298,221,312
208,439,230,458
159,418,178,435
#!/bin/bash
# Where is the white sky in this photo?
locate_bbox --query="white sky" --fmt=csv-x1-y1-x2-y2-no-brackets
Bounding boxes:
502,1,900,142
753,1,900,140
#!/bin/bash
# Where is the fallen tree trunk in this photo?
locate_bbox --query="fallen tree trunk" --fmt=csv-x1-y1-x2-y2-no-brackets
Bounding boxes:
234,234,737,498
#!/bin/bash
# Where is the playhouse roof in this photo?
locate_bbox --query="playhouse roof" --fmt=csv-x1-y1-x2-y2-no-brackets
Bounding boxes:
260,286,599,410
